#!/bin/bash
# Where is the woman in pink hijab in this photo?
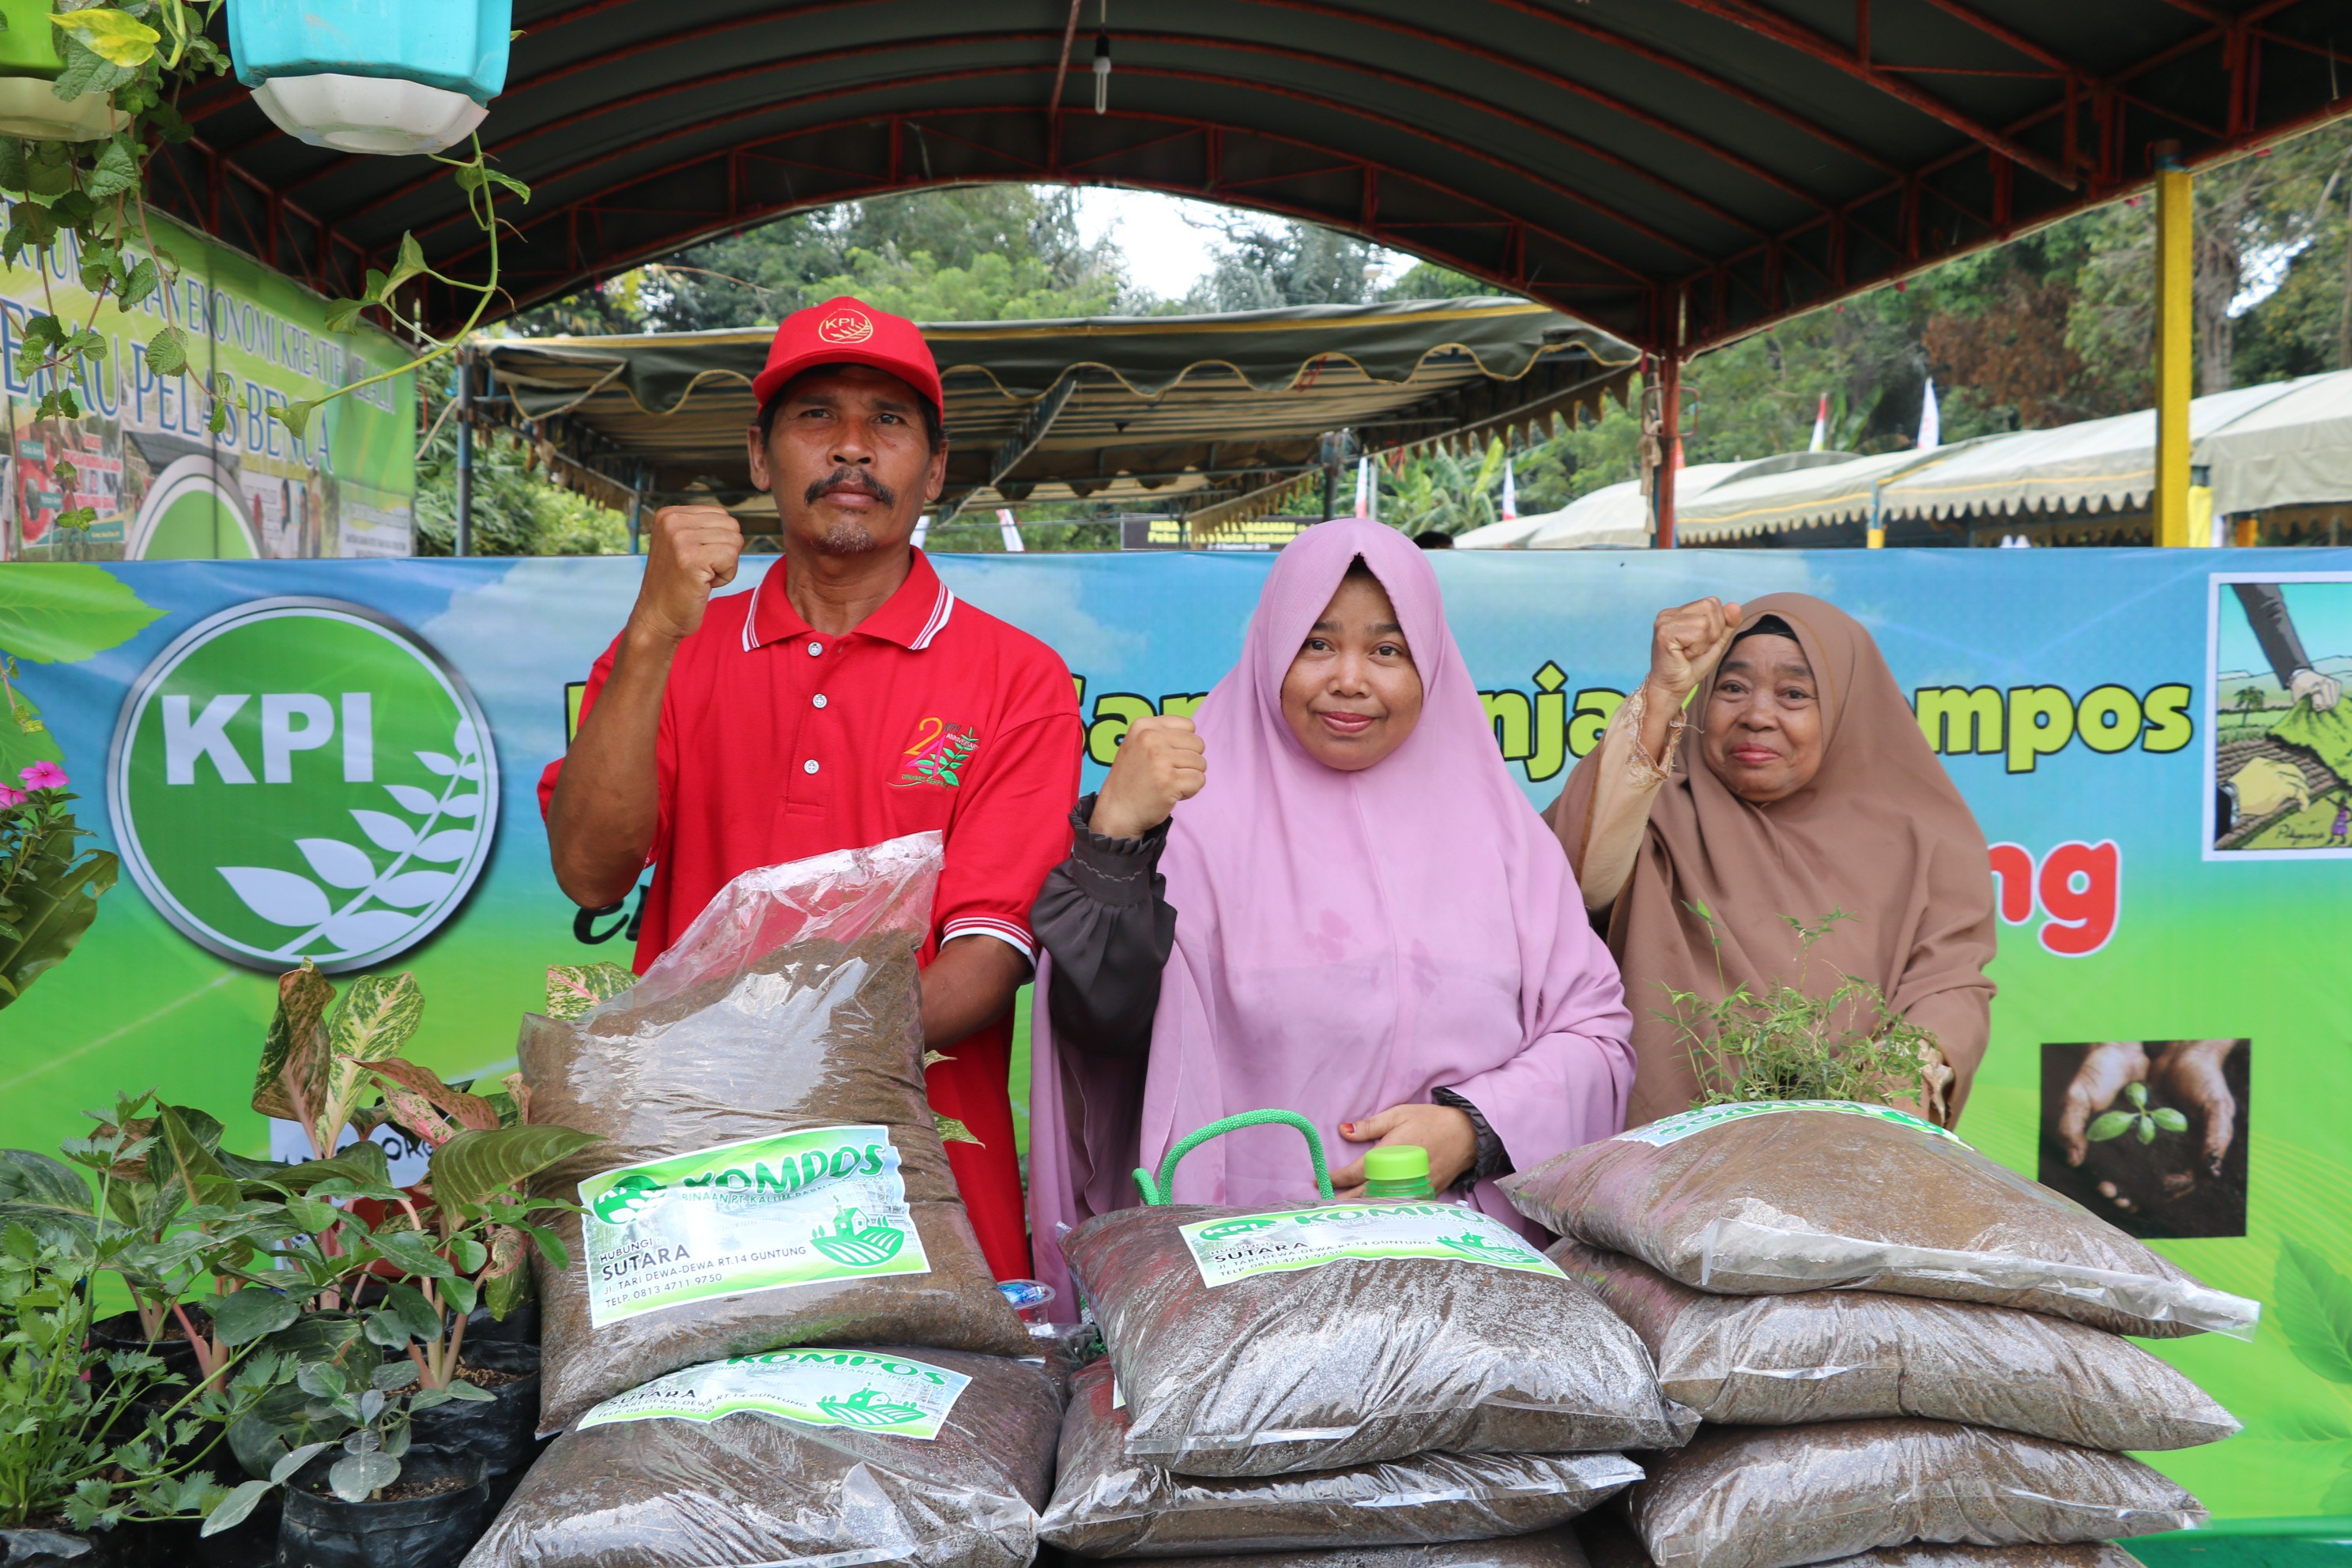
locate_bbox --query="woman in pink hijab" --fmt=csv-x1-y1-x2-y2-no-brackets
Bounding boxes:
1025,518,1633,1310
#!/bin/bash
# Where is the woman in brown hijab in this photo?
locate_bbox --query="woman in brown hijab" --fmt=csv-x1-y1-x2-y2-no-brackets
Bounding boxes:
1547,592,1996,1129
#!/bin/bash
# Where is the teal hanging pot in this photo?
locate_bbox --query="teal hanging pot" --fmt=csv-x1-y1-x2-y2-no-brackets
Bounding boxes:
227,0,511,156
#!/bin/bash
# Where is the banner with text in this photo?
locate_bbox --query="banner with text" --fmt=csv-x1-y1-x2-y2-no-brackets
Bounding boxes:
6,548,2350,1525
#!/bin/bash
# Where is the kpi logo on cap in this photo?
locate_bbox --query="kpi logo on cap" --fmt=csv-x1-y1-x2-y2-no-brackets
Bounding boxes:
819,309,874,345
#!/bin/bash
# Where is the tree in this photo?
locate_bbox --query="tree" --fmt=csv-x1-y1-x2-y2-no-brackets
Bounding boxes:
1184,216,1381,311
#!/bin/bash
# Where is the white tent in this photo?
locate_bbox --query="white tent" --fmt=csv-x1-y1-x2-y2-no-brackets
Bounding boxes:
1518,463,1747,548
2192,369,2352,516
1453,511,1559,548
1671,450,1938,542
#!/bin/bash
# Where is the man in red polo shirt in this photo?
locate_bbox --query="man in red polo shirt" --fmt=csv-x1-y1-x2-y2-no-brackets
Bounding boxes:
541,296,1079,1281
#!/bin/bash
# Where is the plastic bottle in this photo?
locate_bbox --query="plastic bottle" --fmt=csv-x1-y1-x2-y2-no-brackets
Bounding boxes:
1362,1144,1434,1199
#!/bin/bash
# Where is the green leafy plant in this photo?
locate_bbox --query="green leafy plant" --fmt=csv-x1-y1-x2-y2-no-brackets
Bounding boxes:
0,1138,291,1535
0,764,115,1009
205,1354,430,1529
2085,1080,2189,1146
1664,906,1933,1111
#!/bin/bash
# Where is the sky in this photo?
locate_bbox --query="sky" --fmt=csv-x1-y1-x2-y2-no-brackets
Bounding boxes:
1070,187,1415,303
2217,579,2352,677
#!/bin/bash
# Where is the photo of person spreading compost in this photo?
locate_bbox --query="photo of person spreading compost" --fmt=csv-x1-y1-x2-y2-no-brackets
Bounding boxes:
539,296,1080,1283
1025,517,1635,1311
1547,593,1997,1129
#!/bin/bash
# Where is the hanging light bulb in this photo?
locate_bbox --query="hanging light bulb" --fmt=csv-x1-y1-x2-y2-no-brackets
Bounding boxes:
1094,32,1112,115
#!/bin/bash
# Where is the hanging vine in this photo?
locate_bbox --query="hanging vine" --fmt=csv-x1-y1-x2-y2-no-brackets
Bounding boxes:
1,2,527,532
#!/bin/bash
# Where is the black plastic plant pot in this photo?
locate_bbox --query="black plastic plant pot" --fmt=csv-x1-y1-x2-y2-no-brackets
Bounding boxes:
409,1341,543,1477
462,1296,539,1346
277,1446,490,1568
0,1524,145,1568
89,1309,205,1386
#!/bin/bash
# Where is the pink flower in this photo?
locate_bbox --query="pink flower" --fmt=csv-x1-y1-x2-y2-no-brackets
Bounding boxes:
17,762,66,790
0,786,23,808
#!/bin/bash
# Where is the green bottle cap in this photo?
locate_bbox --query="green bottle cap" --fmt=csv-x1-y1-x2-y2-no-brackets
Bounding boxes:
1363,1144,1433,1198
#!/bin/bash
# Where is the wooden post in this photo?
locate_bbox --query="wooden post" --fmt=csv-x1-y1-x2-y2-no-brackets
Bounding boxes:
2154,143,2193,548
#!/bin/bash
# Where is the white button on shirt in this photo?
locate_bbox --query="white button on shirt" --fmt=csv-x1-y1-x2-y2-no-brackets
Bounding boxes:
806,640,823,657
804,759,820,775
812,693,828,708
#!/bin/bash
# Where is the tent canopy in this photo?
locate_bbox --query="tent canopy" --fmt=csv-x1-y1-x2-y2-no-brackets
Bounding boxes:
476,296,1634,522
156,2,2351,354
1667,371,2352,541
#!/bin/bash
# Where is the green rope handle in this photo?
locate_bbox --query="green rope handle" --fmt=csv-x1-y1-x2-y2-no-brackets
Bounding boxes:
1133,1110,1332,1205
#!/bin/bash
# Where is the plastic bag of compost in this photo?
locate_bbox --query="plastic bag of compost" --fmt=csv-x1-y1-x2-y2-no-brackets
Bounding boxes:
1552,1242,2238,1449
1502,1102,2257,1339
1575,1507,2143,1568
523,832,1031,1431
462,1345,1060,1568
1625,1418,2205,1568
1061,1199,1695,1477
1040,1360,1641,1557
1121,1525,1596,1568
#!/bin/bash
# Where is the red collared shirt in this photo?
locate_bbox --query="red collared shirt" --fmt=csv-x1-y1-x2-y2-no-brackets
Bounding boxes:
540,548,1080,1280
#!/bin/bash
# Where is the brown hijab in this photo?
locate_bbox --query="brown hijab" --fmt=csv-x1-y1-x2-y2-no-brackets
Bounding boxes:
1556,593,1997,1127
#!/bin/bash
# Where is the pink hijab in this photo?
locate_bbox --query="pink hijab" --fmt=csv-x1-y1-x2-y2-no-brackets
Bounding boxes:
1027,519,1633,1310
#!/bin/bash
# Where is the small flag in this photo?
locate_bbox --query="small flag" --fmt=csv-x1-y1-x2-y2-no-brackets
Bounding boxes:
1808,394,1828,453
911,514,931,549
1501,455,1518,522
1354,454,1370,519
1917,378,1941,451
997,508,1025,552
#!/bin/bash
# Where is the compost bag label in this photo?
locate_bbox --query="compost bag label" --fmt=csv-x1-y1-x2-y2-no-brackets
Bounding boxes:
576,1347,971,1440
1178,1203,1564,1287
577,1125,929,1326
1612,1099,1970,1149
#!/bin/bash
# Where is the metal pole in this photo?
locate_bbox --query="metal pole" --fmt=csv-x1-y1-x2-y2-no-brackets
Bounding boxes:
628,462,646,555
454,350,474,558
2154,142,2193,548
1654,353,1681,548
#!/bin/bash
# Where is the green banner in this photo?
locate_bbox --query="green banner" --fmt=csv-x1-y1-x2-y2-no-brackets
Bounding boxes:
0,209,415,561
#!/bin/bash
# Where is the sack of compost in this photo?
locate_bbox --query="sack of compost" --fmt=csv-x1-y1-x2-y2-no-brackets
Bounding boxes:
1552,1242,2238,1449
1575,1508,2143,1568
1061,1198,1694,1477
1040,1360,1641,1557
1502,1102,2257,1338
463,1345,1060,1568
1625,1418,2205,1568
1125,1526,1595,1568
523,832,1031,1431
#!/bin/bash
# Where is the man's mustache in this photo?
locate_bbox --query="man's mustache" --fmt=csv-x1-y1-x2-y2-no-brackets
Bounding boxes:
806,467,895,507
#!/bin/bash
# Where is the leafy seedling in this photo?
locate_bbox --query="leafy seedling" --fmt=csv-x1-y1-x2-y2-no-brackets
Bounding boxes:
2086,1080,2189,1145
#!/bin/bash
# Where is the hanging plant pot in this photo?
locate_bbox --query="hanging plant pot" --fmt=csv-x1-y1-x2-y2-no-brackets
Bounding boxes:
225,0,511,156
0,0,126,142
277,1445,491,1568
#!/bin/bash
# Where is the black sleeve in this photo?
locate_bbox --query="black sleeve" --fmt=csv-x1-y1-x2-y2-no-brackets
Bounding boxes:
1431,1087,1513,1185
2233,582,2313,688
1030,795,1177,1061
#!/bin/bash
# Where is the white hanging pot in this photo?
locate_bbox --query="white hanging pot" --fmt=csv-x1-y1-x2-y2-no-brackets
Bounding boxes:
248,74,487,156
227,0,511,156
0,0,126,141
0,76,122,141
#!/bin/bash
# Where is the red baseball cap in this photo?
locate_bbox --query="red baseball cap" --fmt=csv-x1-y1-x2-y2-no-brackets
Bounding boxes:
750,296,944,418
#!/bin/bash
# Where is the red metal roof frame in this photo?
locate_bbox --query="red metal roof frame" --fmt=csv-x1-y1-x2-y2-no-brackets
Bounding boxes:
153,0,2352,353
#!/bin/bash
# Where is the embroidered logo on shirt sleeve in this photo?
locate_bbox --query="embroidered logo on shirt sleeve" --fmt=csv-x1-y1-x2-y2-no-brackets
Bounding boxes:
891,716,981,789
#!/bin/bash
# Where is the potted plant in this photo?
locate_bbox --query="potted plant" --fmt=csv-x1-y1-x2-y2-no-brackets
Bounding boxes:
225,0,511,155
202,963,595,1548
0,1112,293,1567
0,764,115,1012
0,0,123,142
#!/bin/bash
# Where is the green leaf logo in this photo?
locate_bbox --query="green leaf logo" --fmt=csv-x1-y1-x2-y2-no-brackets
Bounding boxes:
106,599,499,973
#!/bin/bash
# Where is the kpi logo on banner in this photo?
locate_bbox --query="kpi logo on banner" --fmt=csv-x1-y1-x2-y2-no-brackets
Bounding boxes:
106,597,499,974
